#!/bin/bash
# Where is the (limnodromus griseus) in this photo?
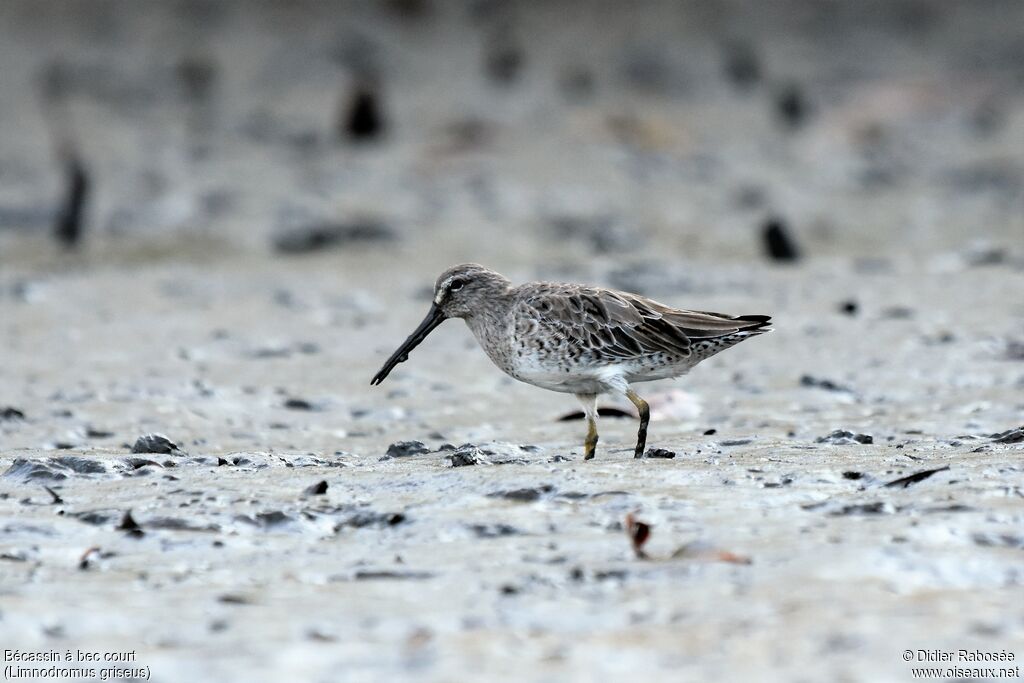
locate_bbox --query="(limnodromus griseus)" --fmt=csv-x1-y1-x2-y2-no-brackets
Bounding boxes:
371,264,771,460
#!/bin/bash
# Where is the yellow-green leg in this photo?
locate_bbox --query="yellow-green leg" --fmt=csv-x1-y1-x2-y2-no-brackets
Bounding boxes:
626,388,650,458
576,393,599,460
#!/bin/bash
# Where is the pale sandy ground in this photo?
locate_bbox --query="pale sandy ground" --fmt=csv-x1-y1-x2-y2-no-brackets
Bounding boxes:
1,250,1023,683
2,1,1024,681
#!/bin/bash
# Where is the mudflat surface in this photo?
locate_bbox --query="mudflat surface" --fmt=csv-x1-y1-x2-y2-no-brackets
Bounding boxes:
2,1,1024,681
2,254,1022,683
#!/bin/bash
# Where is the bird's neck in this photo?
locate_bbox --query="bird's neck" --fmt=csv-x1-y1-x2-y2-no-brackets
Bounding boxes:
463,287,513,360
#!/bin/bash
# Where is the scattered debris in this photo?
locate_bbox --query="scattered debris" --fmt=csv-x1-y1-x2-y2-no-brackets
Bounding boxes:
800,375,854,393
625,512,651,559
762,217,800,262
827,502,894,516
718,438,753,447
722,41,761,90
1,406,26,421
884,466,950,489
340,81,385,142
382,440,430,460
283,398,319,411
547,215,637,255
272,220,394,255
638,448,676,459
71,510,119,526
3,457,105,481
218,594,254,605
816,430,873,445
670,543,752,565
1001,340,1024,361
78,544,103,573
842,471,864,480
447,447,483,467
255,511,292,527
972,533,1024,549
117,511,144,538
303,480,329,496
990,426,1024,444
337,511,406,529
351,570,433,581
487,485,555,503
484,31,524,85
775,83,810,128
469,523,519,538
43,486,63,504
131,434,186,456
838,300,859,316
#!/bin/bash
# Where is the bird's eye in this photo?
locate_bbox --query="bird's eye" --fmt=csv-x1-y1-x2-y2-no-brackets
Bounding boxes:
449,278,465,292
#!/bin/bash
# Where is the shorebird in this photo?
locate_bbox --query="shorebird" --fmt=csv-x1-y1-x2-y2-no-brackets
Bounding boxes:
371,264,771,460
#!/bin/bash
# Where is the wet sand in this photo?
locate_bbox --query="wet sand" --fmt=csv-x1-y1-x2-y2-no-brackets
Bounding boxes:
2,1,1024,681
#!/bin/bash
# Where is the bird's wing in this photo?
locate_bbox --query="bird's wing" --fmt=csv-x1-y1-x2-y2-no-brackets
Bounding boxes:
517,285,770,361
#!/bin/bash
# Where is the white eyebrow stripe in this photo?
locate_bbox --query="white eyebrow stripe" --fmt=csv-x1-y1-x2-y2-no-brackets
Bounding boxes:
434,276,453,304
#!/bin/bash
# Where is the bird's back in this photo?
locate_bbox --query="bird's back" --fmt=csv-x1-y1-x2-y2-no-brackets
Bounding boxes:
502,282,770,391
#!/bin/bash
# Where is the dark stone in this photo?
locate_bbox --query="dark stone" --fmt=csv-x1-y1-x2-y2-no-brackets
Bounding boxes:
816,430,873,445
703,428,717,436
304,480,329,496
176,55,216,102
718,439,752,447
340,511,406,529
800,375,854,393
123,457,161,470
118,511,145,538
255,511,292,527
827,502,893,516
990,427,1024,444
1,407,25,421
487,485,555,502
283,398,318,411
72,510,118,525
842,471,864,480
2,458,67,481
52,456,107,474
762,218,800,262
145,516,219,531
839,300,859,316
469,523,519,538
352,570,433,580
341,82,385,142
560,66,595,101
131,434,185,456
485,32,524,85
723,41,761,90
272,220,394,255
640,448,676,459
447,449,481,467
382,440,430,459
776,83,809,128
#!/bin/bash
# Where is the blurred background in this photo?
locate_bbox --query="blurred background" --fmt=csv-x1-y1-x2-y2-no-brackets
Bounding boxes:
1,0,1021,266
2,5,1023,681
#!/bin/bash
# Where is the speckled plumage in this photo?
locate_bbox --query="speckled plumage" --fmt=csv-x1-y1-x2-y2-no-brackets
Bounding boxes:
372,264,771,459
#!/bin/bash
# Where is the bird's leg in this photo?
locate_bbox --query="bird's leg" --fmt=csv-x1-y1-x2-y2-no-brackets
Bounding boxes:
625,388,650,458
575,393,599,460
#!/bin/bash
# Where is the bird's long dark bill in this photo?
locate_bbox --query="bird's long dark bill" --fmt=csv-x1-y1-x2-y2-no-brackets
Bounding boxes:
370,304,446,385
